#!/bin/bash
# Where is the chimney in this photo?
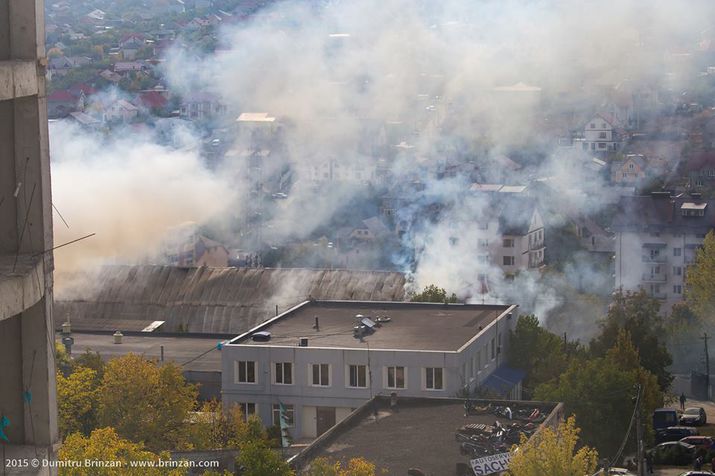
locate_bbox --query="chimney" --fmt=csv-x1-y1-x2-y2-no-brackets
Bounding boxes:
113,330,123,344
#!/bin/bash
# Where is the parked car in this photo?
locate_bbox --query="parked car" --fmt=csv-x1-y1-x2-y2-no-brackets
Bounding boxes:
649,441,696,466
654,408,679,430
655,426,699,444
680,407,708,426
678,472,715,476
680,436,715,450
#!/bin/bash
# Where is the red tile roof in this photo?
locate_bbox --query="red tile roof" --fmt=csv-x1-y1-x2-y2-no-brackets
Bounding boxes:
139,91,168,109
48,90,75,102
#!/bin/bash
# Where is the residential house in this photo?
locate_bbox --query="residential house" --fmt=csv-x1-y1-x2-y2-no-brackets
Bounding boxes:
100,69,122,83
114,61,146,76
221,300,519,438
69,111,102,131
684,153,715,189
136,90,169,113
611,154,647,184
47,55,73,76
119,33,146,60
47,89,78,118
298,157,377,184
167,235,230,267
103,99,139,123
612,192,715,311
576,113,622,152
180,93,227,121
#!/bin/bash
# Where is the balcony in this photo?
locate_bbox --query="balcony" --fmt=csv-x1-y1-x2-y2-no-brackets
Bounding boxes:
642,273,668,283
642,255,667,263
529,240,545,251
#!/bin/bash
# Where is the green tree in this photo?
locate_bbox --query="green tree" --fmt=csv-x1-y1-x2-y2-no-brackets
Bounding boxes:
56,367,101,437
73,349,105,383
507,315,578,396
590,289,673,391
686,230,715,320
506,417,598,476
235,440,293,476
58,427,187,476
409,284,458,303
97,354,197,451
535,330,663,456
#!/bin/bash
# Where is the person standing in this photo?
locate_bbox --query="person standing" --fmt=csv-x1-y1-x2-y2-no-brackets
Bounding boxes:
680,392,687,411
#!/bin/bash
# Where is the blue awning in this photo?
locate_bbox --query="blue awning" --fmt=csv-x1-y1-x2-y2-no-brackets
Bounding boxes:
481,366,526,395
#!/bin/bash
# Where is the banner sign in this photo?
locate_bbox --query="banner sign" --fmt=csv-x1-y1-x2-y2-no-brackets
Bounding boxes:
470,452,511,475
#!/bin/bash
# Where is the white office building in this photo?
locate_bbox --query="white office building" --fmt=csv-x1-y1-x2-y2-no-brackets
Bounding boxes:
221,301,520,439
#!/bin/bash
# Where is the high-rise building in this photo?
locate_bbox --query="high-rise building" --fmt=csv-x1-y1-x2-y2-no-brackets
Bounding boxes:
0,0,60,472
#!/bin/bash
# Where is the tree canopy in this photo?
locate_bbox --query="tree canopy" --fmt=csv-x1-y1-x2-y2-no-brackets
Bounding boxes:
97,354,198,451
57,367,100,437
506,416,598,476
686,230,715,321
409,284,458,303
535,330,663,457
304,457,382,476
590,289,673,391
58,427,187,476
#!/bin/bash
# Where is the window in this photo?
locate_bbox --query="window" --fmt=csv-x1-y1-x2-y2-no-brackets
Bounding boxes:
425,367,444,390
674,285,682,294
272,404,294,427
238,402,256,421
628,163,634,169
490,338,496,360
590,123,595,129
674,247,682,257
478,238,489,248
598,142,606,149
478,222,488,230
386,366,406,389
503,238,514,248
674,266,682,276
274,362,293,385
235,361,256,383
503,256,515,266
311,364,330,386
348,364,367,388
478,255,489,264
599,132,607,139
472,353,479,375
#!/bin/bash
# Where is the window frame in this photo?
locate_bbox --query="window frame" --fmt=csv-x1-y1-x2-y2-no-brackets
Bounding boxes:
309,363,331,387
273,362,293,385
424,367,445,391
347,364,368,389
385,365,407,389
235,360,257,384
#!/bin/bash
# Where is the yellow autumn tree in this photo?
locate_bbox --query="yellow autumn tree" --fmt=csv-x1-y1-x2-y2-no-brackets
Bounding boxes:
58,427,187,476
97,354,197,451
506,417,598,476
56,367,100,437
303,457,383,476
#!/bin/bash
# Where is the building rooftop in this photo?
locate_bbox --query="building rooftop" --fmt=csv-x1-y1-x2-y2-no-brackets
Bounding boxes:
231,301,515,352
612,194,715,233
290,396,561,475
60,331,222,372
55,266,406,334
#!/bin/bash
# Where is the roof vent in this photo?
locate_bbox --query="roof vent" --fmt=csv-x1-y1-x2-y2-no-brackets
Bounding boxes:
299,337,309,347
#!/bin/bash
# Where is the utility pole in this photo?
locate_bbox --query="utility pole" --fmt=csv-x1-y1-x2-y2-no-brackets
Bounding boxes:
635,383,644,476
702,333,711,400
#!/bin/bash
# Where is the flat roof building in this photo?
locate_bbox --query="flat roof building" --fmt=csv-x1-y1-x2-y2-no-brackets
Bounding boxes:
222,301,520,439
289,396,563,476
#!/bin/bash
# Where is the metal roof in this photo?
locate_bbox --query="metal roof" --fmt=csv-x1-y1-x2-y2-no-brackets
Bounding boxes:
54,266,406,334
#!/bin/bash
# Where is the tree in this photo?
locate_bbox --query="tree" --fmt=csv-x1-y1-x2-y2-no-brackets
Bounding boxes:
686,230,715,320
507,315,579,396
304,457,381,476
73,349,105,383
97,354,197,451
235,440,293,476
590,290,673,391
535,330,663,456
56,367,100,437
506,417,598,476
409,284,458,303
58,427,187,476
